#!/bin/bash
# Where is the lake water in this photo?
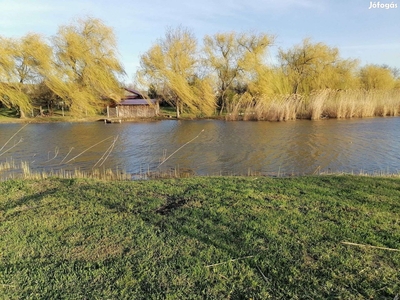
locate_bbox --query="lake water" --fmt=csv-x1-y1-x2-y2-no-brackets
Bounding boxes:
0,117,399,177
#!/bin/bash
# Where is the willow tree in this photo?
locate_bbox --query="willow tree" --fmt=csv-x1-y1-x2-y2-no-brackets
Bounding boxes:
359,64,396,90
237,33,277,99
0,34,51,117
203,32,274,114
137,27,215,118
279,38,358,94
47,17,125,116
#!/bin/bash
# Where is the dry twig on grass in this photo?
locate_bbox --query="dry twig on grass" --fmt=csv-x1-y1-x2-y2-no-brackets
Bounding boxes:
205,255,254,268
341,241,400,252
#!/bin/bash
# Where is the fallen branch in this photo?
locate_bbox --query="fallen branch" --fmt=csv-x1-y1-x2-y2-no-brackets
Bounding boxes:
65,136,113,164
157,129,204,168
0,138,24,157
99,136,118,167
256,266,269,284
341,241,400,252
312,165,321,175
93,135,119,168
60,147,75,164
205,255,254,268
45,147,59,163
0,123,29,152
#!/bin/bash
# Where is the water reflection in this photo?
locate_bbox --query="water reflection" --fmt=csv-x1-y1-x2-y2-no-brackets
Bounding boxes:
0,117,399,176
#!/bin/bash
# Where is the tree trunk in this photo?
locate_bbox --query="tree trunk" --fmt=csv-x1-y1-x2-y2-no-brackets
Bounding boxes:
293,80,300,94
19,108,26,119
219,101,225,116
175,98,180,119
218,92,226,115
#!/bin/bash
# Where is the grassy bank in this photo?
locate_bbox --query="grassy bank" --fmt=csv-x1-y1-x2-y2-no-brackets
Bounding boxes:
0,176,399,299
0,107,103,124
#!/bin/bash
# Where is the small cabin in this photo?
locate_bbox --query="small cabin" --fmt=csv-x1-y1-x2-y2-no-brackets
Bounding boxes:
107,88,159,118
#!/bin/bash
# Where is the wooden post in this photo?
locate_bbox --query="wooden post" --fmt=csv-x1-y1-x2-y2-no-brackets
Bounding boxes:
107,106,110,118
116,106,119,117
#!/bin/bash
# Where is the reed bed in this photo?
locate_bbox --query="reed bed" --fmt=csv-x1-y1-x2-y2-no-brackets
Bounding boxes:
0,158,131,181
0,158,17,173
226,89,400,121
309,89,400,119
0,125,131,181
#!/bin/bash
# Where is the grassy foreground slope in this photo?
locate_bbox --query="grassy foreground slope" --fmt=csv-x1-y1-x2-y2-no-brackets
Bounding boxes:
0,176,399,299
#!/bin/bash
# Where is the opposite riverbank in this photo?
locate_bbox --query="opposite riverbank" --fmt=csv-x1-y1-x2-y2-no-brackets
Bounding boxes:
2,98,400,124
0,107,221,124
1,175,399,299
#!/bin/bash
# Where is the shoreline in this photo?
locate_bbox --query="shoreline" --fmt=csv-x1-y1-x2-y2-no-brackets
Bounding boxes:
0,113,398,125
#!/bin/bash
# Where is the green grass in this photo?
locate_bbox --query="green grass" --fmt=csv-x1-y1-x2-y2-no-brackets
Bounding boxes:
0,176,399,299
0,107,105,123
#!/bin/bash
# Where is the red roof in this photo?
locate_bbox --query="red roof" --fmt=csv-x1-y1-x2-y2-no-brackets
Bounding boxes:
118,99,157,106
124,88,144,99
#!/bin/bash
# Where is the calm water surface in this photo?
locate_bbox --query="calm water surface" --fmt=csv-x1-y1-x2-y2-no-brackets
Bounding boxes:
0,118,399,177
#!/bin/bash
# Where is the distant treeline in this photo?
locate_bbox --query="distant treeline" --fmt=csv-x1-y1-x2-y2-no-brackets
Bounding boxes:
137,27,400,120
1,18,399,119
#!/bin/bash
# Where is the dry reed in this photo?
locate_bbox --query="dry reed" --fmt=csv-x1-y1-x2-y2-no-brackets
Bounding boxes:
0,125,129,181
308,89,400,119
0,159,131,181
225,89,400,121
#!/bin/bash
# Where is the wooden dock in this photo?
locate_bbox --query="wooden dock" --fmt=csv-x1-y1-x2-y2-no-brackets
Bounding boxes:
103,118,122,124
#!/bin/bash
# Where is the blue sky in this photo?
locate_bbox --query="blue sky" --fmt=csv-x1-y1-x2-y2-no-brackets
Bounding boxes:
1,0,399,82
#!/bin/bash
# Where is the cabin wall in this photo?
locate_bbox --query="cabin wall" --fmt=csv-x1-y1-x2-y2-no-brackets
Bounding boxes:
107,104,159,118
